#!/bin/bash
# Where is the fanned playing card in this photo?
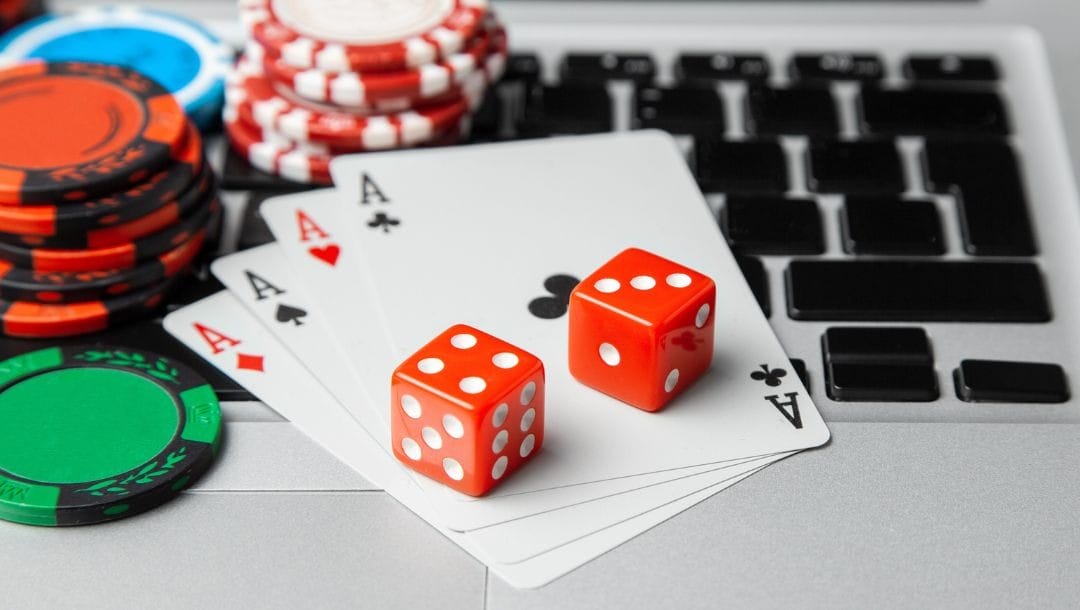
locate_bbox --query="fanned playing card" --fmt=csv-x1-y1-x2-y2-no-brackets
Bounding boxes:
320,131,830,529
249,206,789,534
163,290,782,587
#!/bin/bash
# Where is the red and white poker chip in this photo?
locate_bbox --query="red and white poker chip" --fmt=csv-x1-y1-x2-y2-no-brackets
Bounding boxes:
224,108,333,185
224,105,470,185
227,58,472,149
257,24,505,108
239,0,490,74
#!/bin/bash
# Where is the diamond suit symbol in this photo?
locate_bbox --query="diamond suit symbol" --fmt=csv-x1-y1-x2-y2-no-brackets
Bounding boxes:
237,353,265,372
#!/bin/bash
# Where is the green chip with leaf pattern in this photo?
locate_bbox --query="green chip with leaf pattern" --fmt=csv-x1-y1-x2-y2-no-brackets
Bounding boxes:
0,345,221,526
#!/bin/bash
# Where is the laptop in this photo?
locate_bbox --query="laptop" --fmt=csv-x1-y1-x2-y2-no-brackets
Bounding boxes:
4,0,1079,607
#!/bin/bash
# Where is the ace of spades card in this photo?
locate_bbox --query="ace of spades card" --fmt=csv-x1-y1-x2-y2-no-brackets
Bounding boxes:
314,131,830,527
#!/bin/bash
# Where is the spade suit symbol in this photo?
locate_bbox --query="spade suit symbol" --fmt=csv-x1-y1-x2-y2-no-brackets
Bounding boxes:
275,303,308,326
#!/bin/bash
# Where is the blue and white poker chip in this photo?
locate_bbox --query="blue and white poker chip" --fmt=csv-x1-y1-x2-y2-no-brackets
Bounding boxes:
0,5,232,130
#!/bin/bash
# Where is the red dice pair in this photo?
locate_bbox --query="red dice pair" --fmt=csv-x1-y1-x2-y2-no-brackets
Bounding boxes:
391,248,715,496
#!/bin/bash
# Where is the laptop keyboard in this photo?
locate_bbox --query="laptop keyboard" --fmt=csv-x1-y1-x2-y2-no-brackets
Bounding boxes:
216,32,1080,424
18,23,1064,426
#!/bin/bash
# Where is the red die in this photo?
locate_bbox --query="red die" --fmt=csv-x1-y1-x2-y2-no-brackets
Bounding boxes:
391,324,545,496
568,248,716,412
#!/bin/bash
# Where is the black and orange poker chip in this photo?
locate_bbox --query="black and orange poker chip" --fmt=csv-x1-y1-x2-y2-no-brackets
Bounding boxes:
0,122,204,239
0,60,217,337
0,224,209,304
0,61,189,205
0,162,214,250
0,275,180,338
0,193,219,273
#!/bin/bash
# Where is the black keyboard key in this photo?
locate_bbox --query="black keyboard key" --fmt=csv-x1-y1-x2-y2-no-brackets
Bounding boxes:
504,53,542,87
518,85,613,136
923,140,1034,255
955,360,1069,403
923,139,1022,186
695,138,788,194
634,86,726,136
239,192,276,250
841,197,944,255
470,89,503,139
736,256,771,318
790,53,884,82
746,87,839,136
904,55,1000,83
823,327,933,365
859,89,1009,136
807,140,905,194
561,53,656,85
723,197,824,255
169,269,225,309
826,362,939,402
790,359,809,391
675,53,770,84
203,206,225,259
786,261,1050,322
953,181,1034,256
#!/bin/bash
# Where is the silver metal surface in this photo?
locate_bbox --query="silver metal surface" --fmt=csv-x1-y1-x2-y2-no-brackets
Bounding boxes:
17,2,1080,608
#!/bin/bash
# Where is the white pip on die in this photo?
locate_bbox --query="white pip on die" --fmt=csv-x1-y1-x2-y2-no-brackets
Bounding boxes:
391,324,546,496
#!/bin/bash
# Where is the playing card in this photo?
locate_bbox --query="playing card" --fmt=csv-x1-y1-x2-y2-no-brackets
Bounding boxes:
496,462,774,589
210,244,385,440
162,291,784,586
325,131,830,529
213,240,788,530
467,450,788,564
162,291,397,494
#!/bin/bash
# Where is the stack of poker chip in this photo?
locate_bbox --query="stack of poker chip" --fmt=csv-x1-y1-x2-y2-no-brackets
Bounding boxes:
0,0,44,33
0,61,219,339
0,5,231,130
227,0,507,184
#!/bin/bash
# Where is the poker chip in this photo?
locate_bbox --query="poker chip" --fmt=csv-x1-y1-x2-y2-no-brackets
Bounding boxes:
225,113,473,185
0,226,208,304
0,61,189,205
0,120,204,238
240,0,491,73
0,57,217,334
0,0,26,23
0,163,214,250
0,0,43,33
227,2,507,184
0,275,179,338
0,194,220,273
224,110,333,185
258,24,504,107
229,63,471,149
0,344,221,525
0,122,204,238
0,6,232,129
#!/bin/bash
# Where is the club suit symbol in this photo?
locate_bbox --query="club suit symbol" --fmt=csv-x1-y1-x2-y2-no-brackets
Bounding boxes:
750,364,787,387
529,274,581,319
368,212,400,233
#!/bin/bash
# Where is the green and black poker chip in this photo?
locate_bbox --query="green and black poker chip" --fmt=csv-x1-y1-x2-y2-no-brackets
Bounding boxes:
0,345,222,526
